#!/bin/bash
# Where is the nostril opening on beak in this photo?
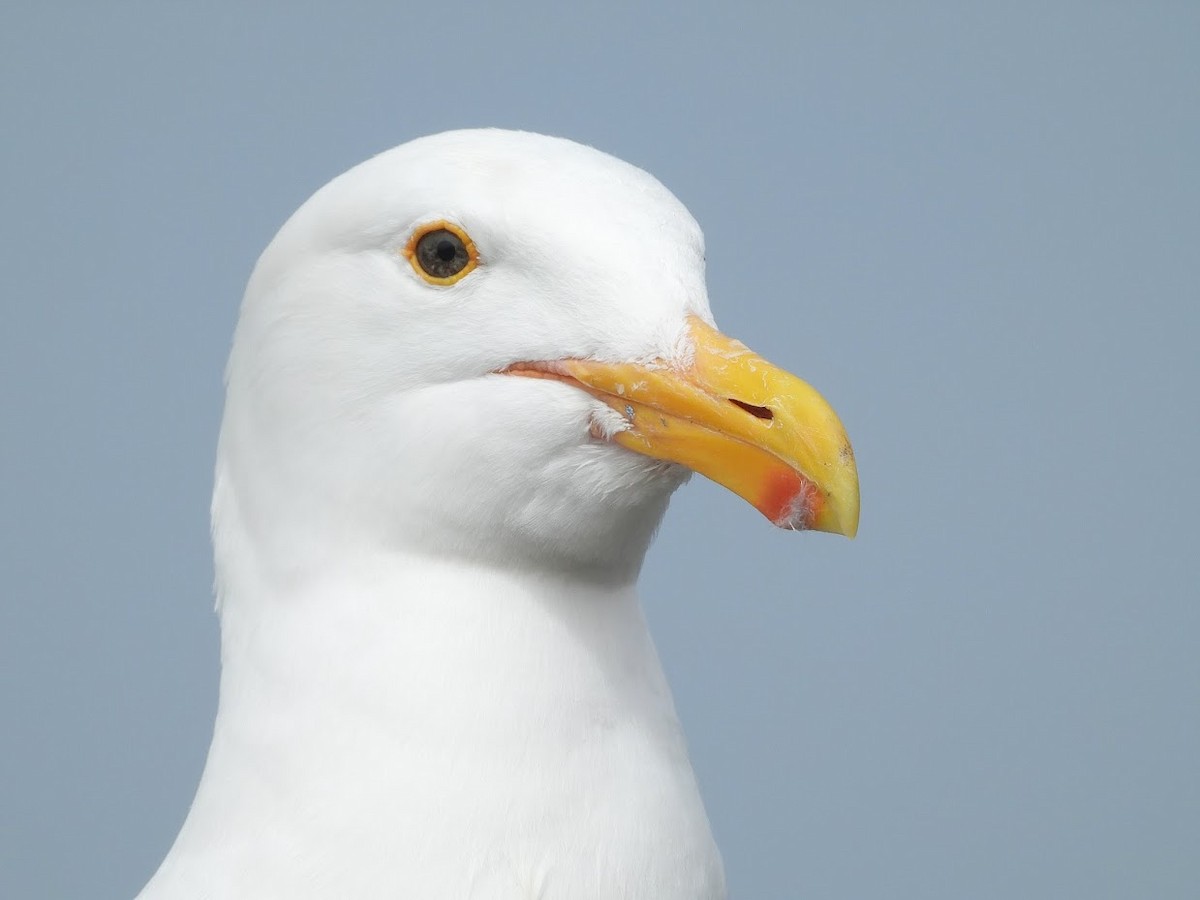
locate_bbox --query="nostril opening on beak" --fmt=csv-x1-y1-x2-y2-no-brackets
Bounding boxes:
729,399,774,421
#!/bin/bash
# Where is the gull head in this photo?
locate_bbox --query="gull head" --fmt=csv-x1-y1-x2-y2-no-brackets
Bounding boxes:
213,129,858,591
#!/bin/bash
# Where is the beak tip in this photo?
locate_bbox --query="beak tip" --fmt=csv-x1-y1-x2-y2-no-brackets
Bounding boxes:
814,475,860,539
814,507,859,539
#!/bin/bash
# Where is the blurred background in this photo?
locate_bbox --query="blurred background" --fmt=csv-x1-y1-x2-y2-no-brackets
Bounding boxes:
2,3,1197,897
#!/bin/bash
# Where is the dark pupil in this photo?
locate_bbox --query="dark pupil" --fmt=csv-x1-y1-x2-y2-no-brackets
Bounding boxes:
417,229,468,279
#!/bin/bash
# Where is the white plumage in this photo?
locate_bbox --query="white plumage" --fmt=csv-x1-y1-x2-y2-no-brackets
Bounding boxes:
139,129,857,899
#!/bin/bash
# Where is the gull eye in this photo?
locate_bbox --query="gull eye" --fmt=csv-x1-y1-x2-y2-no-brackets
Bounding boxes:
404,221,478,285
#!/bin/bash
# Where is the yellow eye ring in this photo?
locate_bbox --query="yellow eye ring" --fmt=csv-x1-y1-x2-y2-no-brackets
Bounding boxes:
403,220,479,285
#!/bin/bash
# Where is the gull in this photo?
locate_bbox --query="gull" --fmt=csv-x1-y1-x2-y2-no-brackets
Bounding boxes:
137,129,859,899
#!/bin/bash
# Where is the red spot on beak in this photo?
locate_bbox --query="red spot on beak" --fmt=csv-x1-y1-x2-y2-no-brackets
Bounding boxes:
759,467,823,530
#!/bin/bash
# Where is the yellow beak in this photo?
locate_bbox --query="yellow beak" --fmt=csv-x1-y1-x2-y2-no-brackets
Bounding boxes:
509,316,859,537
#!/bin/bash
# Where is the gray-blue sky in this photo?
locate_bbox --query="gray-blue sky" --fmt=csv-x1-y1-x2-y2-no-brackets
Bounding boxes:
2,3,1197,898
